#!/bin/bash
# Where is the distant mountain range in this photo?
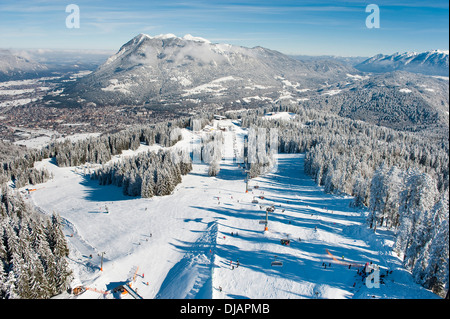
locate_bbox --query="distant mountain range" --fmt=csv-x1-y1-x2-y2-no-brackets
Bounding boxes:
0,49,114,80
0,50,49,81
355,50,449,76
1,34,448,135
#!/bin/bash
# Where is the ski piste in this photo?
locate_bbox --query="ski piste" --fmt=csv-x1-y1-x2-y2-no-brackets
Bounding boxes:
25,117,439,299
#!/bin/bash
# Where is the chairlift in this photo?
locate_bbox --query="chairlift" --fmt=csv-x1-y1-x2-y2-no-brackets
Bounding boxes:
271,261,283,266
280,239,290,246
271,256,283,267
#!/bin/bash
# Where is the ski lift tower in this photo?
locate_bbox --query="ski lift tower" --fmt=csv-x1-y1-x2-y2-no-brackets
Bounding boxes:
245,170,250,193
98,251,106,271
264,205,275,231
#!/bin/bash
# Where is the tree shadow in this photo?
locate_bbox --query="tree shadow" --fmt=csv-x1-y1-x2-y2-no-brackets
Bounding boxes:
78,174,137,202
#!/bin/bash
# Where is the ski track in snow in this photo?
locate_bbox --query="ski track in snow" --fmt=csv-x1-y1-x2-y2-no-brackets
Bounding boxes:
24,119,439,299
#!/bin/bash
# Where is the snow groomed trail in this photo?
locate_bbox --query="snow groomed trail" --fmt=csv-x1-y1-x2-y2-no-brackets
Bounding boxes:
27,119,438,299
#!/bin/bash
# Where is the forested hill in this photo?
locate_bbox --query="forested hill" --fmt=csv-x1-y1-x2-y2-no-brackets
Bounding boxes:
0,103,448,298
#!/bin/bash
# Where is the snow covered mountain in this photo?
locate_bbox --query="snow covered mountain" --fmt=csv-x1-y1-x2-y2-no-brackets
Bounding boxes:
0,50,49,81
301,70,449,133
60,33,356,106
355,50,449,76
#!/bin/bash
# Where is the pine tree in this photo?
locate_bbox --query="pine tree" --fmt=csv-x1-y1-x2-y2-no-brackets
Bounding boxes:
415,195,449,297
4,269,17,299
49,212,69,258
208,160,220,176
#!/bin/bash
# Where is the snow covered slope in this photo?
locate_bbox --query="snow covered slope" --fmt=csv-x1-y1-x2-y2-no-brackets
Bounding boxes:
26,119,439,299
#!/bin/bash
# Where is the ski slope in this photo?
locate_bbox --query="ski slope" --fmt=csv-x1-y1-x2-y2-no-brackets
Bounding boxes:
25,119,439,299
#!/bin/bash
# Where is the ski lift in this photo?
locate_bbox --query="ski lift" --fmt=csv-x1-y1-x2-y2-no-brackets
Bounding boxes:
266,206,275,213
280,239,290,246
271,256,283,267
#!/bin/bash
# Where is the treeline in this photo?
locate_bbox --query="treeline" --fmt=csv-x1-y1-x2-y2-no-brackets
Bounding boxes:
0,118,193,189
372,166,449,297
235,104,448,297
52,121,187,167
0,187,72,299
90,149,192,197
245,127,278,178
0,116,202,299
0,143,52,189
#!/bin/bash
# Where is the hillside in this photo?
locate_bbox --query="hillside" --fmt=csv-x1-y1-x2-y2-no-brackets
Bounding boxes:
0,50,49,81
356,50,449,76
40,35,449,137
57,33,356,107
300,71,449,133
24,118,439,300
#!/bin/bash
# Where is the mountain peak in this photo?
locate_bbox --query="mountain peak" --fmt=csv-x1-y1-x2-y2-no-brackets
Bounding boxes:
432,49,449,55
132,33,211,43
182,34,211,43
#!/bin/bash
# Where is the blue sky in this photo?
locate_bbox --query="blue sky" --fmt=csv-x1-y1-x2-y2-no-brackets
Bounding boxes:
0,0,448,56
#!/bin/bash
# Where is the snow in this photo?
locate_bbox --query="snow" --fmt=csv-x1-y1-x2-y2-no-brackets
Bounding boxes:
14,131,101,149
399,88,412,93
170,76,192,87
182,77,237,96
346,73,369,81
242,96,272,103
101,78,139,94
0,88,35,95
152,33,178,40
183,34,211,44
0,97,40,107
0,79,39,87
211,76,237,84
322,89,342,96
69,70,92,79
24,119,439,299
431,76,449,81
263,112,296,121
